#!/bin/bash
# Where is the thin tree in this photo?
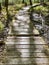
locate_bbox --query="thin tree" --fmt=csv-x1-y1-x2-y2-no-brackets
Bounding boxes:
40,0,47,6
0,3,2,14
5,0,9,27
29,0,32,5
40,0,44,4
22,0,25,3
22,0,27,6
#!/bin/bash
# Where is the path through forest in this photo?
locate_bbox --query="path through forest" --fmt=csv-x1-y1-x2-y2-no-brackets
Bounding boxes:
5,6,49,65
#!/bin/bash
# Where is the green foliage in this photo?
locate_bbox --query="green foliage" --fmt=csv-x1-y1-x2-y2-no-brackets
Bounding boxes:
28,5,49,26
15,4,24,10
34,6,48,12
33,5,49,15
0,21,4,31
8,4,24,17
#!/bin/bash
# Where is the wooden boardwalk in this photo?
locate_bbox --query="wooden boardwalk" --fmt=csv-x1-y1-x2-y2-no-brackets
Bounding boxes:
4,6,49,65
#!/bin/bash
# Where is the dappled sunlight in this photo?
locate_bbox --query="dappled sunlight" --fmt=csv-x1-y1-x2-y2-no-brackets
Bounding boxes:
33,27,39,35
0,0,49,65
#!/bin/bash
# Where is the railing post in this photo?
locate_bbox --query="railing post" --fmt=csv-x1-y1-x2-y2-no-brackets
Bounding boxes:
0,3,2,14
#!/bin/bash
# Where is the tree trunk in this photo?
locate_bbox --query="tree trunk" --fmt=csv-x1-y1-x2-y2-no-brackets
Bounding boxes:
0,3,2,14
29,0,32,5
40,0,44,4
22,0,25,3
5,0,9,27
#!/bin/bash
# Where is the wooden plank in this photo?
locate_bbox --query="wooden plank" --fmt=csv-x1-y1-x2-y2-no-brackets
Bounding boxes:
8,34,41,37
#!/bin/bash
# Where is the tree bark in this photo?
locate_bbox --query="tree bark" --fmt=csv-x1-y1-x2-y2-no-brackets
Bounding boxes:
5,0,9,27
0,3,2,14
29,0,32,5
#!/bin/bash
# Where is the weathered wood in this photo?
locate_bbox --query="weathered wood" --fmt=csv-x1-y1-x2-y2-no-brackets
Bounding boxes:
8,34,41,37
